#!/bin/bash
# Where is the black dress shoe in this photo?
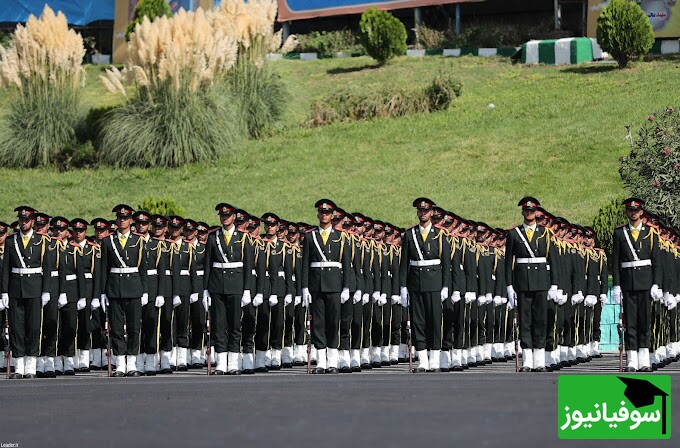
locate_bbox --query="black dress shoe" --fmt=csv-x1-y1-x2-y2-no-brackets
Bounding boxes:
624,366,636,372
112,371,125,377
213,370,225,375
80,366,91,373
282,362,293,369
255,367,269,373
429,368,441,373
160,368,173,374
370,362,382,368
293,360,305,367
519,366,532,372
177,365,188,372
568,359,577,366
381,360,391,367
413,367,426,373
227,370,241,375
312,367,325,374
505,355,513,361
55,370,63,376
560,360,570,368
325,367,339,374
89,365,100,371
191,363,203,369
339,366,352,373
451,365,464,372
361,363,372,370
651,364,658,371
310,360,317,366
440,367,450,372
468,362,478,368
551,364,561,371
270,364,282,371
594,353,603,359
64,370,75,376
351,366,361,372
10,373,23,379
44,371,56,378
145,370,156,376
545,365,554,372
532,367,547,373
390,359,398,365
398,357,406,363
491,357,500,363
639,366,652,372
36,371,45,378
462,364,469,370
23,373,36,379
126,370,141,377
242,369,255,374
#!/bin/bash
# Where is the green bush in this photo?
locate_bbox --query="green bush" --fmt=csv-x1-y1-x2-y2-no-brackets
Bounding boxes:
591,197,627,261
597,0,654,68
619,106,680,227
424,71,463,111
417,18,553,49
53,140,98,171
138,196,185,217
125,0,171,40
79,105,118,145
295,30,363,58
359,8,407,65
0,32,11,48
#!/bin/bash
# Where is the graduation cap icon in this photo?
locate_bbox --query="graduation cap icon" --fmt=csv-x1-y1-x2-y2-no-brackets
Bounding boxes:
618,376,669,435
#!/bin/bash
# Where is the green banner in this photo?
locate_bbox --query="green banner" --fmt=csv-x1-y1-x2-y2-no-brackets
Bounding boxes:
558,375,671,440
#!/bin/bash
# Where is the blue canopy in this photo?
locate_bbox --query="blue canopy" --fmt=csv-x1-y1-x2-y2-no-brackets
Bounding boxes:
0,1,114,25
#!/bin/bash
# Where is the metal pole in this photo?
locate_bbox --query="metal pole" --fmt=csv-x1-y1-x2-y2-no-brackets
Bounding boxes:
455,3,460,36
414,7,422,47
554,0,561,30
282,21,290,42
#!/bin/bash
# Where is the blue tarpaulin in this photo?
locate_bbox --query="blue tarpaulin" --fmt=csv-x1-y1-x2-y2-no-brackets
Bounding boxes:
0,0,114,25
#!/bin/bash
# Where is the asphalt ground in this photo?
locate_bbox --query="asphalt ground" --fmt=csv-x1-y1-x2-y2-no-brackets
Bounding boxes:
0,353,678,448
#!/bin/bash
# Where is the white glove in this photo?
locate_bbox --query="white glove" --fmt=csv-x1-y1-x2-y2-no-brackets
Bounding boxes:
464,292,476,304
100,294,109,312
252,293,264,307
493,295,502,306
372,291,380,303
599,294,608,306
294,295,301,306
486,293,493,304
269,295,278,306
651,284,663,301
302,288,312,308
612,286,622,305
571,292,584,305
241,290,252,307
548,285,558,301
439,287,449,303
91,298,100,310
353,290,362,304
506,286,517,303
77,298,86,310
451,291,461,303
284,294,292,305
391,295,400,305
203,289,210,300
400,286,409,307
173,296,181,307
155,296,165,308
668,294,678,310
141,294,148,306
41,292,50,308
501,296,508,305
555,289,564,303
476,293,485,305
58,293,68,309
507,296,515,310
201,295,210,312
190,293,198,304
362,293,369,305
0,293,7,311
341,288,350,304
585,295,597,307
378,294,387,306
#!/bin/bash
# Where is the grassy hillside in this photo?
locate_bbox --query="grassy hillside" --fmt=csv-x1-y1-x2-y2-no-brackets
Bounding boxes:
0,55,676,228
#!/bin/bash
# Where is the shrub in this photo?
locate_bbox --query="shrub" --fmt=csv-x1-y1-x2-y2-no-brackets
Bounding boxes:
79,105,118,144
591,197,627,261
416,24,446,49
138,196,185,217
424,71,463,111
295,30,363,57
0,6,85,167
0,31,11,48
53,140,98,171
125,0,171,41
619,106,680,227
597,0,654,68
358,8,407,64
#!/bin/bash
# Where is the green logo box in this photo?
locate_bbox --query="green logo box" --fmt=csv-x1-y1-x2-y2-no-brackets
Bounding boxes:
558,375,671,440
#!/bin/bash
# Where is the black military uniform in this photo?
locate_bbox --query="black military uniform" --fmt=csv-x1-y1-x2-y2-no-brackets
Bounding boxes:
399,198,452,373
301,199,352,374
88,218,110,370
99,204,148,377
0,221,9,373
186,220,208,368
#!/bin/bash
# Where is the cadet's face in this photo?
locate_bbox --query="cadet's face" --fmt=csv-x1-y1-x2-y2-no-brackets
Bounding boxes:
522,208,536,222
198,231,208,243
19,217,33,233
265,223,278,237
95,229,108,240
35,223,48,234
73,228,86,243
0,231,6,244
184,229,197,240
220,213,235,228
57,228,69,240
236,220,248,232
136,222,150,234
375,230,385,240
152,225,166,237
318,210,332,225
168,226,182,239
417,208,433,223
626,208,643,222
117,216,132,232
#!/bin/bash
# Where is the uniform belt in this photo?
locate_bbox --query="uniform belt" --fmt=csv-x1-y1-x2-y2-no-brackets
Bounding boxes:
84,273,93,279
310,262,342,268
147,269,158,276
65,274,77,281
196,270,204,276
110,267,139,274
277,271,285,277
516,257,547,264
11,267,43,275
179,270,190,276
165,270,172,276
212,262,243,269
409,259,440,267
51,270,59,277
621,260,651,268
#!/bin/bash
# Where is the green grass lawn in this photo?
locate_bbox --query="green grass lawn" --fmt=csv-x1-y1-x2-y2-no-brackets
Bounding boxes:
0,55,676,228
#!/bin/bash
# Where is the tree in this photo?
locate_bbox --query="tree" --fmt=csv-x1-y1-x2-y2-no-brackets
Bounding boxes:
596,0,654,68
358,8,407,65
125,0,172,40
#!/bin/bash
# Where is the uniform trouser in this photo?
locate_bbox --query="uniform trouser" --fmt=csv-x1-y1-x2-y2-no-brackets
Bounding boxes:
370,302,384,346
517,291,548,349
90,309,104,349
310,291,341,350
254,301,270,351
453,300,466,349
159,299,174,352
442,299,455,351
242,303,256,353
283,302,295,347
651,301,661,351
40,297,58,357
558,301,572,347
574,302,586,347
494,305,504,344
361,300,372,349
57,303,78,357
389,304,402,346
210,293,242,353
0,310,5,353
545,300,558,351
141,303,160,354
269,301,285,350
592,302,603,342
109,298,142,356
381,302,392,348
410,291,442,351
670,307,678,344
468,301,479,348
350,301,363,350
77,305,92,351
400,306,409,347
173,296,190,348
9,297,41,357
339,298,354,350
189,299,207,351
479,302,493,345
294,304,306,346
505,306,515,343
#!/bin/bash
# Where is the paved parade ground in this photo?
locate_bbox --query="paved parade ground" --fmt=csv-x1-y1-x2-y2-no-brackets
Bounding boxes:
1,353,678,448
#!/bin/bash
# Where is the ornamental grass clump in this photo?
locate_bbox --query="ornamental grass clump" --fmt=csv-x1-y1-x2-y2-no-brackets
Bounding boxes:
0,6,85,167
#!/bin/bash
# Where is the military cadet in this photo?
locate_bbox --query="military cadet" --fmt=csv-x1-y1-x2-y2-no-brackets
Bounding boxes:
289,222,308,366
55,216,84,375
203,203,255,375
358,215,376,369
461,220,479,368
301,199,352,374
475,222,495,365
99,204,148,377
443,214,468,370
0,221,7,373
185,219,208,368
337,212,363,372
384,223,402,365
34,213,51,235
369,220,390,368
491,230,510,362
89,218,110,370
1,206,52,379
505,197,559,372
582,226,607,360
281,222,300,368
36,216,60,377
399,198,452,373
348,213,369,371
